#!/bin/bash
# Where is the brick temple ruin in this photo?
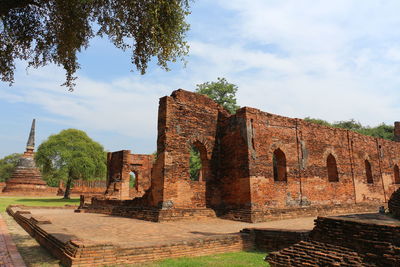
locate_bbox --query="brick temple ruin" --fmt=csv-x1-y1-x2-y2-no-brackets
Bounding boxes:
80,89,400,222
7,89,400,266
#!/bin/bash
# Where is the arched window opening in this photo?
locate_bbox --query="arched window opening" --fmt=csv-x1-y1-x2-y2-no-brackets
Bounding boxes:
189,146,202,181
129,171,137,188
273,148,287,182
365,160,373,184
394,164,400,184
327,154,339,182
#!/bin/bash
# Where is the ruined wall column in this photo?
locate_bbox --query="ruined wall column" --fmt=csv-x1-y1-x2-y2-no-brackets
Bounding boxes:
394,122,400,142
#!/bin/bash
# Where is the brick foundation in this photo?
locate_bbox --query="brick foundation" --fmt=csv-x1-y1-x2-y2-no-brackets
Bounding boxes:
7,206,253,267
389,187,400,219
241,228,310,252
81,196,380,223
267,214,400,266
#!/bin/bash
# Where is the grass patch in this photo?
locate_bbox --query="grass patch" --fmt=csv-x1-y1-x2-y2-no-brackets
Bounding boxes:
0,196,80,212
133,251,268,267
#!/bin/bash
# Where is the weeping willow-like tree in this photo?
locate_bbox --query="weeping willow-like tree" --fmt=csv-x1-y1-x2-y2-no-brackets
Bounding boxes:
35,129,106,199
0,0,191,91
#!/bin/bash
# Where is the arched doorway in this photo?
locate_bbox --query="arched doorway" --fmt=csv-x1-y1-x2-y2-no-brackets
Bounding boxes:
188,140,211,208
327,154,339,182
189,141,210,182
365,160,373,184
129,171,138,190
273,148,287,182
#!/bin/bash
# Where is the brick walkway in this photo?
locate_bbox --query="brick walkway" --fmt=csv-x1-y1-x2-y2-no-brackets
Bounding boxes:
0,213,26,267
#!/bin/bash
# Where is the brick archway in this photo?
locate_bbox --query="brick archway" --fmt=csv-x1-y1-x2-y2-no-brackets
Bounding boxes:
187,134,212,160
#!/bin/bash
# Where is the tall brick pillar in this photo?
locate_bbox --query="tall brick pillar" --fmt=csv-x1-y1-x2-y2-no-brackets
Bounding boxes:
395,122,400,142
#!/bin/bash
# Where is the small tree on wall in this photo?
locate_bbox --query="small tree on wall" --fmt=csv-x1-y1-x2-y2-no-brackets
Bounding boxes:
195,77,240,114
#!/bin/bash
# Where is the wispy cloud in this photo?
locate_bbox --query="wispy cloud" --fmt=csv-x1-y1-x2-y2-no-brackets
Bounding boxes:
2,0,400,157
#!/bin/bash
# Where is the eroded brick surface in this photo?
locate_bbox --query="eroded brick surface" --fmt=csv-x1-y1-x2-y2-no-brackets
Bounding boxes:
84,89,400,222
104,151,154,200
268,214,400,266
389,187,400,219
57,180,107,196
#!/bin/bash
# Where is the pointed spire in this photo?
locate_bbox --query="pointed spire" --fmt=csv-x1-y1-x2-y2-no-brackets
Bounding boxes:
26,119,35,151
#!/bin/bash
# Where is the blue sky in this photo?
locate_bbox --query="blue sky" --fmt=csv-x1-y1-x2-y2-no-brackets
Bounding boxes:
2,0,400,158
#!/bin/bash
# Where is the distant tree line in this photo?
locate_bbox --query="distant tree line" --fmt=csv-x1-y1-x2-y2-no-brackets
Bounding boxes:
0,153,21,182
304,117,394,141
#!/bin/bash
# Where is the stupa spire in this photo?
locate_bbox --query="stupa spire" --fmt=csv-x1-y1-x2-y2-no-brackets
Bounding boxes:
2,118,49,194
26,119,35,151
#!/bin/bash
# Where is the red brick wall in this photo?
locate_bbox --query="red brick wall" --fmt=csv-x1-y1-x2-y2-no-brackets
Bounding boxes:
145,90,399,214
0,182,5,192
241,108,400,214
85,89,399,222
106,151,154,200
58,180,106,196
217,108,252,212
389,188,400,218
149,89,230,209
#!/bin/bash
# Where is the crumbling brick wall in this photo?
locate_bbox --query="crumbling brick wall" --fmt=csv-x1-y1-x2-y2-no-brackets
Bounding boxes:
105,150,153,200
216,108,254,219
240,107,400,218
0,182,5,192
148,89,230,209
58,180,107,196
86,89,400,222
389,188,400,218
147,89,400,215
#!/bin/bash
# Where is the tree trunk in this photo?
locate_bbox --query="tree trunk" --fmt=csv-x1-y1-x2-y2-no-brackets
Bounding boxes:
63,177,72,199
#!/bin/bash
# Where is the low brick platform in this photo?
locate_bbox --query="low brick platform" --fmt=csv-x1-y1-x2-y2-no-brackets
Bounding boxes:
389,187,400,219
10,206,288,266
81,196,381,223
241,228,310,252
79,197,218,222
267,213,400,267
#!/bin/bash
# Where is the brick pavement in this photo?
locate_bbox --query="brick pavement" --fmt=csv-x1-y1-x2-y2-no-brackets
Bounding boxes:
0,213,26,267
28,209,316,248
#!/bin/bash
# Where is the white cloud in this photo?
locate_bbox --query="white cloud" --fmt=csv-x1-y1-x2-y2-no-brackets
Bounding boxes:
184,0,400,126
1,64,168,141
2,0,400,158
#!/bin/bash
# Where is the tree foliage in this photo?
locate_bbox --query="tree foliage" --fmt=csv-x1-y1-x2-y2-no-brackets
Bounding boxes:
35,128,106,198
0,153,22,182
195,77,240,114
304,117,394,141
129,171,136,188
0,0,191,91
189,146,201,181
